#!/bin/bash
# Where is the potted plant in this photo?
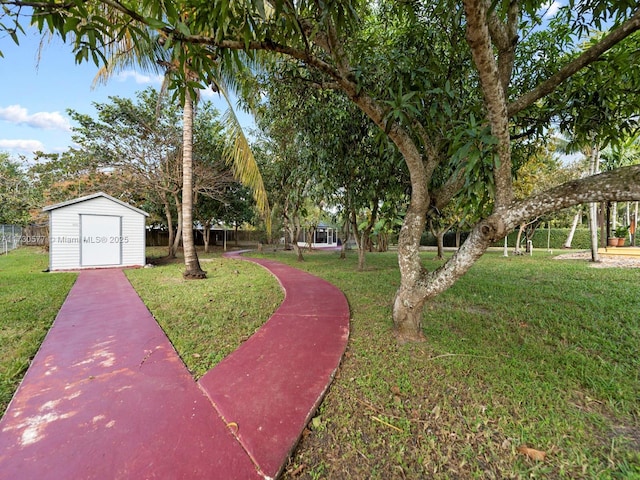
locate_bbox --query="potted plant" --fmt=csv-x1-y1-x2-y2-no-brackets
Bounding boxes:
615,225,629,246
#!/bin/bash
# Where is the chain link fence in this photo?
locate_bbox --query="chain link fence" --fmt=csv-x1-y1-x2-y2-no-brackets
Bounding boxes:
1,224,23,254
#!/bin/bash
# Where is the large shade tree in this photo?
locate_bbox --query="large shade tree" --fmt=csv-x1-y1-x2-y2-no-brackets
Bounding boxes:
255,74,409,269
3,0,640,341
0,153,33,225
254,119,313,262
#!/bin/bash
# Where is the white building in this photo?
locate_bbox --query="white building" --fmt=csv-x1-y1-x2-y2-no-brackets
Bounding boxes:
297,223,339,249
43,192,148,271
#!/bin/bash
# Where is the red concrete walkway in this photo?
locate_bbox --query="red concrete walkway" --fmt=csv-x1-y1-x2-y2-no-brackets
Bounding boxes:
0,252,349,479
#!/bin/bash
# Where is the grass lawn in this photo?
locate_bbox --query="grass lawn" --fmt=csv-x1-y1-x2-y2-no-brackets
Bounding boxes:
247,249,639,479
0,248,76,415
125,247,283,377
1,246,638,478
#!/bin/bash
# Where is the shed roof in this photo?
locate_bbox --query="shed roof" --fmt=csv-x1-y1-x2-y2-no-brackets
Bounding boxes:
42,192,149,217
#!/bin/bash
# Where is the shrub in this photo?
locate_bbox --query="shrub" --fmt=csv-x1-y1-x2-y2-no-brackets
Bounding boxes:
419,228,597,249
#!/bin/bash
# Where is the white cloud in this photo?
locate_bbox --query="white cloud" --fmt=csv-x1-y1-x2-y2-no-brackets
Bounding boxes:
0,139,45,153
540,0,561,18
200,86,216,99
115,70,164,85
0,105,71,131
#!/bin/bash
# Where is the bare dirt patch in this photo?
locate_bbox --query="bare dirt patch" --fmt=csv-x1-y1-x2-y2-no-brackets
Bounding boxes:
553,250,640,268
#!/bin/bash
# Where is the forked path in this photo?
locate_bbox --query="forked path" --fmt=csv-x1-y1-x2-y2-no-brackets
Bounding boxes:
0,251,349,479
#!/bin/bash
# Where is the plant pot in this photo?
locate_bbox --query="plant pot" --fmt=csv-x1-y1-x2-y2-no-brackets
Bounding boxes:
608,237,619,247
617,237,626,247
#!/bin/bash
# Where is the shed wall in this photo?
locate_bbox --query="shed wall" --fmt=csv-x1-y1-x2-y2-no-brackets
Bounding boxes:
49,197,146,271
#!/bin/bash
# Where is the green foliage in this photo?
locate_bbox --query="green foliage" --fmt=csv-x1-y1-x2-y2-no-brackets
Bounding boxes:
58,87,238,228
553,32,640,150
496,227,597,250
614,225,630,238
0,153,34,225
424,227,598,250
255,66,409,253
194,183,256,230
2,0,639,209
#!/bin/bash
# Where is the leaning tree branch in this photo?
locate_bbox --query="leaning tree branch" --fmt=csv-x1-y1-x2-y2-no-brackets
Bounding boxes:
290,76,342,90
508,8,640,117
0,1,77,8
411,164,640,303
430,167,466,211
499,164,640,234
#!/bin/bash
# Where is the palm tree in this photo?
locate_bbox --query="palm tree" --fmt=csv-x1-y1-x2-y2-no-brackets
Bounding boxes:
91,16,270,278
180,84,206,277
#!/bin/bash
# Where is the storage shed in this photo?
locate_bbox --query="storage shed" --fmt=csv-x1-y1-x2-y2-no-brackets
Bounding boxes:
43,192,148,271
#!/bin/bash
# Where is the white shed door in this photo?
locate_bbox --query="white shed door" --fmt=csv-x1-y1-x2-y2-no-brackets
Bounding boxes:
81,215,122,266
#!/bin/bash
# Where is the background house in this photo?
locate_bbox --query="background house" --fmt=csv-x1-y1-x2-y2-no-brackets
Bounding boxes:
297,222,339,249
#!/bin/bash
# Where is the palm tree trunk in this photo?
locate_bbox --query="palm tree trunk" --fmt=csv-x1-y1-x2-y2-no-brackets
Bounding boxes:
182,89,206,279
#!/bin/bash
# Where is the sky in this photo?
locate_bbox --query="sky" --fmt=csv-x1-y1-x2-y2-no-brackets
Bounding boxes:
0,27,255,163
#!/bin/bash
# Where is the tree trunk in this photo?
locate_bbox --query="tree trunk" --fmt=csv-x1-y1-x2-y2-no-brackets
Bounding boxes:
393,214,502,343
589,201,600,261
283,199,304,261
350,210,366,271
564,208,581,248
171,193,182,258
392,200,430,343
352,203,379,271
377,232,388,252
524,223,538,254
588,145,602,261
600,202,607,247
357,236,366,271
162,193,176,258
626,202,631,233
340,219,348,260
589,178,600,260
306,226,315,251
181,90,206,279
291,219,304,262
391,158,640,341
514,223,524,254
633,202,638,246
435,231,445,260
202,220,211,253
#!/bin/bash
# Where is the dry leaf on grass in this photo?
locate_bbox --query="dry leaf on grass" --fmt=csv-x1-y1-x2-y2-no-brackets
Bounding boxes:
518,445,546,461
289,464,306,476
